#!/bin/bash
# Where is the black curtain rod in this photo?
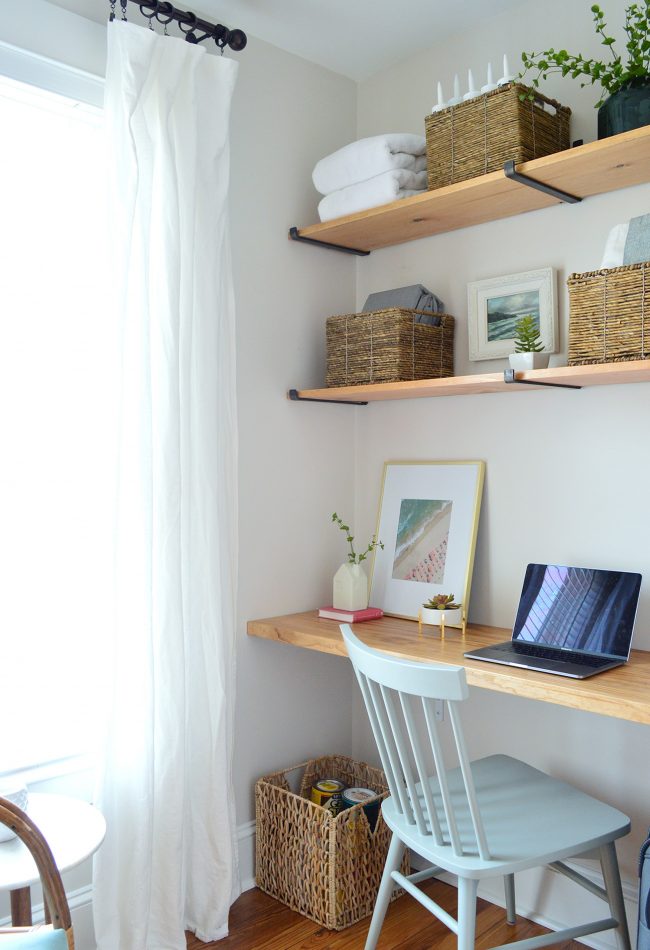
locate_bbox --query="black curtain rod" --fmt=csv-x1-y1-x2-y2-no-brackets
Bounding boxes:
112,0,247,52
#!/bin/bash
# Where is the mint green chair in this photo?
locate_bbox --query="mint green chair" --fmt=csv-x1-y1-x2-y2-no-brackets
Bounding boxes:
341,624,631,950
0,798,72,949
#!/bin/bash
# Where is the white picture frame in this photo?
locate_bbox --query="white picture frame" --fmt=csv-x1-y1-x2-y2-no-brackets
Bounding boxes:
369,460,485,622
467,267,558,361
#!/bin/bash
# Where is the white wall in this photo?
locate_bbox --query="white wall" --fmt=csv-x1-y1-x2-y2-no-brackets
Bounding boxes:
352,1,650,945
230,32,359,836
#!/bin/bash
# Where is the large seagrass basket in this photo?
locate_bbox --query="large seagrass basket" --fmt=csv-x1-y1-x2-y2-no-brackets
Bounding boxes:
567,262,650,365
425,82,571,190
326,308,454,386
255,754,408,930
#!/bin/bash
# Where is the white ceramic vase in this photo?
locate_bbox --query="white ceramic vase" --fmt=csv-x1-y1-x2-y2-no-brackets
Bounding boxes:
333,562,368,611
508,352,550,371
420,606,463,628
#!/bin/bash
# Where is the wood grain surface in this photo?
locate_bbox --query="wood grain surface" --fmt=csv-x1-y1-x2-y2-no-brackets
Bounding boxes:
186,880,581,949
291,126,650,252
291,359,650,403
248,611,650,724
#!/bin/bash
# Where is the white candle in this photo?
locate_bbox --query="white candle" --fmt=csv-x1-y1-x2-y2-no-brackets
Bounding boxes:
481,62,498,93
431,80,446,113
498,53,515,86
448,73,462,106
463,68,479,100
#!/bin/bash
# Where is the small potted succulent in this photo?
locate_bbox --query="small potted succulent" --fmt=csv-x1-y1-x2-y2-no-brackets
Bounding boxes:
331,512,384,610
519,3,650,139
508,315,550,371
421,593,463,628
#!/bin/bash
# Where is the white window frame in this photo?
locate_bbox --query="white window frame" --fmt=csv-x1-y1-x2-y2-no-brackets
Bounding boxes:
0,8,107,787
0,40,103,107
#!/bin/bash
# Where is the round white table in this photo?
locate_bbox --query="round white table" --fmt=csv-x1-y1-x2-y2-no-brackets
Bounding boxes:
0,793,106,925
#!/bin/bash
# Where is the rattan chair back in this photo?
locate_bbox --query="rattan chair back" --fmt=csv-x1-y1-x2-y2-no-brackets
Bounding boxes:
0,797,73,949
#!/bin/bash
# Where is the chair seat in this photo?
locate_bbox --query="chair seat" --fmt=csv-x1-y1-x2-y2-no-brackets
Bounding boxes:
382,753,630,880
0,930,69,949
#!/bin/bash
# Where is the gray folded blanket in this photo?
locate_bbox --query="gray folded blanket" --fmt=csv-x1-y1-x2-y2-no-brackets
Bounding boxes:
362,284,444,326
623,213,650,264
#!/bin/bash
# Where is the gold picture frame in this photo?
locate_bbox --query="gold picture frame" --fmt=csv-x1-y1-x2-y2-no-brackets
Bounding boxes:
369,460,485,622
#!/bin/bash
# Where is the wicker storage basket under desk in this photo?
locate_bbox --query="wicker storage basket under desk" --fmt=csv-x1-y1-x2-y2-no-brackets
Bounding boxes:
568,262,650,365
326,309,454,386
424,82,571,190
255,754,408,930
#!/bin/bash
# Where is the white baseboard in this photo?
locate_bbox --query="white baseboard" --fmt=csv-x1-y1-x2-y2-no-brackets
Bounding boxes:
237,817,257,893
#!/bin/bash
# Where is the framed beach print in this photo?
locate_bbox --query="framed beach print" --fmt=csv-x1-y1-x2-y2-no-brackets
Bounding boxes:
369,461,485,622
467,267,557,361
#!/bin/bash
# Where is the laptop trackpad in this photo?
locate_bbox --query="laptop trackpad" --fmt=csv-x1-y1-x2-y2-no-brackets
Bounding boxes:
467,647,615,678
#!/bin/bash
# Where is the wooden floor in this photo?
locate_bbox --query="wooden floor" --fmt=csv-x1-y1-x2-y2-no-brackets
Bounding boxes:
186,879,582,949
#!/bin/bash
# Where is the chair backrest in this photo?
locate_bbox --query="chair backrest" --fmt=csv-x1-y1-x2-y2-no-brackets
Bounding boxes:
0,797,73,948
342,624,490,860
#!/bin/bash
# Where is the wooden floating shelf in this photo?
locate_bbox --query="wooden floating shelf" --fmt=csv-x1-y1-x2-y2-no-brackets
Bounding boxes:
247,611,650,724
291,126,650,252
290,359,650,404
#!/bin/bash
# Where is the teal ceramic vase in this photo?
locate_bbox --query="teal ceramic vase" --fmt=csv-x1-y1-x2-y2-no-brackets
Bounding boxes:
598,76,650,139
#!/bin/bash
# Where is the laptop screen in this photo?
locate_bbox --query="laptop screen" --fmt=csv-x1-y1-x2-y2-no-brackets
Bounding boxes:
513,564,642,659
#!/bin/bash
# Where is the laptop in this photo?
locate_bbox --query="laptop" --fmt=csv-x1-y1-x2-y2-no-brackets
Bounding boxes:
464,563,642,678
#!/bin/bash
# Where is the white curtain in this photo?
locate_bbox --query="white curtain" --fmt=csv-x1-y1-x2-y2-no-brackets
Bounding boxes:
93,21,239,949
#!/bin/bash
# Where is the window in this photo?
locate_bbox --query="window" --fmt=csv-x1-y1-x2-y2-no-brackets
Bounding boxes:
0,74,114,776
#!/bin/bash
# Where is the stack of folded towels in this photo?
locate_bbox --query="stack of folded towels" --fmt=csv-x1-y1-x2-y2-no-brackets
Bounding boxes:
313,133,428,222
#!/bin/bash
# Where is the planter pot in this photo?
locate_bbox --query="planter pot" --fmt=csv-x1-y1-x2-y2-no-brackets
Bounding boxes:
508,352,550,371
598,78,650,140
333,562,368,611
421,606,463,628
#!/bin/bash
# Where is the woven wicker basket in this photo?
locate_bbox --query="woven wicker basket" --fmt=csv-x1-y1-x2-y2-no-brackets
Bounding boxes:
424,82,571,190
568,262,650,365
326,309,454,386
255,754,408,930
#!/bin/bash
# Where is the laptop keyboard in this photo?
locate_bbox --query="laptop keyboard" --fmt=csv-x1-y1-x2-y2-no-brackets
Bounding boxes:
507,641,615,668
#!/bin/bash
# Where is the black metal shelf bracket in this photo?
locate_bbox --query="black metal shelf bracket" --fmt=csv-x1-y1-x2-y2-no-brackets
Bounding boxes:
288,389,368,406
288,227,370,257
503,160,582,204
503,369,582,390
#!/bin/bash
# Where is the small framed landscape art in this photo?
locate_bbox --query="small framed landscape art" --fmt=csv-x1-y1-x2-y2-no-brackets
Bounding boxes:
467,267,557,361
369,461,485,622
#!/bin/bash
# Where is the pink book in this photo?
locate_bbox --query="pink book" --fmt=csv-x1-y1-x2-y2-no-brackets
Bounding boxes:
318,606,384,623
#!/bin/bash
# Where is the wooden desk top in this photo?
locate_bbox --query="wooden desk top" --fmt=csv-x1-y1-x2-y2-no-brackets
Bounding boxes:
247,611,650,725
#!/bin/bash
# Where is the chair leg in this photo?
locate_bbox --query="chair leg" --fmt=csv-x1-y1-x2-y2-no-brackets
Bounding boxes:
600,841,632,950
504,873,516,925
365,833,406,950
457,877,479,950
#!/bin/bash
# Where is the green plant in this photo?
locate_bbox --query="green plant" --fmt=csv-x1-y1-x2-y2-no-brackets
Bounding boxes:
513,315,544,353
422,594,461,610
331,512,384,564
520,2,650,107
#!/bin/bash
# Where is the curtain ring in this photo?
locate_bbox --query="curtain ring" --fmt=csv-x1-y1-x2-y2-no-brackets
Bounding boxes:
178,11,199,42
139,3,157,29
155,1,174,31
213,24,228,50
155,1,174,35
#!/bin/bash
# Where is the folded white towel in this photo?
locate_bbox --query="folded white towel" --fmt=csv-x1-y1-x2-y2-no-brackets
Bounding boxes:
601,223,629,268
313,133,427,196
317,168,427,222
